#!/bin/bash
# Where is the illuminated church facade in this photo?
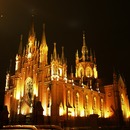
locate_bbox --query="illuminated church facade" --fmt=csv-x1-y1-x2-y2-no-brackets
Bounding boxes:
4,22,130,125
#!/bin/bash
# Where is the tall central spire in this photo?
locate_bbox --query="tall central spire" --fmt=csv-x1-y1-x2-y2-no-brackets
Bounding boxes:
39,23,48,64
41,24,47,46
28,17,35,46
81,31,88,61
29,17,35,38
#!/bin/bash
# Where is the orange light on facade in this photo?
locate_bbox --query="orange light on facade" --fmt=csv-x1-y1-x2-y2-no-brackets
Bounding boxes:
104,111,112,118
126,110,130,119
43,107,47,116
21,105,28,115
30,103,33,113
27,52,32,59
80,109,85,117
21,110,25,115
5,73,10,90
90,109,93,115
15,54,19,71
17,105,20,114
16,90,20,100
59,107,64,116
33,84,38,97
4,22,130,125
47,107,51,116
71,110,75,117
59,102,64,116
21,88,24,97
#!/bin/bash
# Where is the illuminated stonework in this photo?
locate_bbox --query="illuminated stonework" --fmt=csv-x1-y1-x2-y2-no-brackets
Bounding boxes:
4,22,130,125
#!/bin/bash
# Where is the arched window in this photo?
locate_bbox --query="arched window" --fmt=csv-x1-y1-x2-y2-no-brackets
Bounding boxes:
78,66,84,77
85,66,92,77
67,90,71,106
58,68,62,76
93,65,98,78
47,87,51,116
121,94,124,115
75,92,79,116
85,95,88,108
93,96,96,114
100,98,104,117
59,102,64,116
84,95,89,116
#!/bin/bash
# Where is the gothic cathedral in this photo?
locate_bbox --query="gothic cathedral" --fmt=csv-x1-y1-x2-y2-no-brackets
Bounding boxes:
4,21,130,125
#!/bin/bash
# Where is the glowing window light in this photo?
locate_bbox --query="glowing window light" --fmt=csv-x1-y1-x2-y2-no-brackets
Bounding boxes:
21,110,25,115
71,111,75,117
86,67,92,77
47,107,51,116
21,105,28,115
58,68,62,76
33,84,38,97
15,54,19,71
93,67,98,79
126,111,130,118
30,103,33,113
17,105,20,114
64,77,67,83
104,111,110,118
80,109,84,117
27,52,32,58
16,90,20,100
59,106,64,116
43,108,46,116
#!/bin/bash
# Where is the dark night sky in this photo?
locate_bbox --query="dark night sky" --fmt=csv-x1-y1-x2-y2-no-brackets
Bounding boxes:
0,0,130,106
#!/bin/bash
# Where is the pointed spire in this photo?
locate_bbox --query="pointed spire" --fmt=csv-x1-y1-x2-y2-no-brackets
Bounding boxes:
93,50,96,63
39,23,48,64
70,65,74,78
41,23,47,46
61,46,65,63
83,31,86,46
29,17,35,38
23,47,25,56
75,50,79,64
53,43,57,60
28,16,35,44
76,50,79,58
90,48,93,62
81,31,88,61
18,35,23,56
